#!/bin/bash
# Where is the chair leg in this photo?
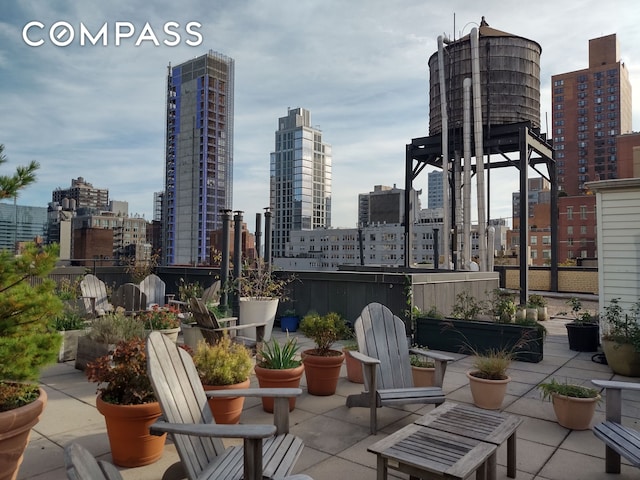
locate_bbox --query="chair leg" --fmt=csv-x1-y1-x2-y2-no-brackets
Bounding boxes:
605,445,621,474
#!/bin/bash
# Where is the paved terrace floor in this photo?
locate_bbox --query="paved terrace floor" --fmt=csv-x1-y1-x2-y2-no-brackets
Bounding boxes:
21,302,640,479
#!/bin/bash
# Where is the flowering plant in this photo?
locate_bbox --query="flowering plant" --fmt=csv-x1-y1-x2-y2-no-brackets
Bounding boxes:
140,305,180,330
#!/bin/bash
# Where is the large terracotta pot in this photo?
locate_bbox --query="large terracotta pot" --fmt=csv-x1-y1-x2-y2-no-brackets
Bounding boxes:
239,297,279,342
411,365,436,387
467,371,511,410
0,387,47,480
254,364,304,412
550,393,600,430
343,348,364,384
302,349,345,396
602,339,640,377
96,395,166,467
203,378,250,424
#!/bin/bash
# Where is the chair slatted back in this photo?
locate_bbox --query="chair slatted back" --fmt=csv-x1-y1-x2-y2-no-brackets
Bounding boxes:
189,297,222,345
355,302,414,391
139,274,166,307
80,274,111,315
112,283,146,313
64,443,123,480
146,331,226,480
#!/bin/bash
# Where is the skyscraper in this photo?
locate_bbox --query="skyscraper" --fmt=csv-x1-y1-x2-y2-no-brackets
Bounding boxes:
427,170,444,209
270,108,331,258
164,50,234,265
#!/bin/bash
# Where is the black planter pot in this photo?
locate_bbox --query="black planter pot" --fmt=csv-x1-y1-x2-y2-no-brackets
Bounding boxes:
566,322,599,352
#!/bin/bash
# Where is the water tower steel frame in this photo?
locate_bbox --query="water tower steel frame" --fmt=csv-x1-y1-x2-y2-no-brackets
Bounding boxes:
404,120,557,306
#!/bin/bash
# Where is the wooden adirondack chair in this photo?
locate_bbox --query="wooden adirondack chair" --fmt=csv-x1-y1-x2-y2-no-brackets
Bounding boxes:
79,274,113,316
146,331,306,480
346,302,455,434
189,297,266,349
139,273,166,308
201,280,221,304
592,379,640,473
64,442,123,480
111,283,146,314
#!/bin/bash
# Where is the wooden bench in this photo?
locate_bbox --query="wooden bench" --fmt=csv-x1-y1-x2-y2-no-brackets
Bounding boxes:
592,379,640,473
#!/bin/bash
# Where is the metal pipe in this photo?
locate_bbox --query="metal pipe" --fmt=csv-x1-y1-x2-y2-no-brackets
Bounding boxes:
219,209,232,307
263,207,272,266
233,211,243,316
255,212,262,259
437,35,450,269
471,28,487,271
463,77,472,269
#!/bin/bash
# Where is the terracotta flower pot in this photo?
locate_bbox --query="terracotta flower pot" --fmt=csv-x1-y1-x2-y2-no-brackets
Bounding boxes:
343,348,364,384
550,392,600,430
302,349,345,396
254,364,304,412
467,371,511,410
0,387,47,480
96,395,166,467
411,365,436,387
203,378,250,424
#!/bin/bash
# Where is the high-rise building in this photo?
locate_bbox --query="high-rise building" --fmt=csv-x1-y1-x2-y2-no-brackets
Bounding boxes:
551,34,634,261
427,170,444,209
0,203,47,252
164,50,234,265
358,185,421,227
270,108,331,258
52,177,108,211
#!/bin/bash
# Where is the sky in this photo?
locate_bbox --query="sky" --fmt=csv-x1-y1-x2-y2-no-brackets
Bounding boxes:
2,0,640,231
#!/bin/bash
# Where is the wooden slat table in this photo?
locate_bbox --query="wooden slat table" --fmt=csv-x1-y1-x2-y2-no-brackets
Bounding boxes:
368,423,496,480
415,402,523,479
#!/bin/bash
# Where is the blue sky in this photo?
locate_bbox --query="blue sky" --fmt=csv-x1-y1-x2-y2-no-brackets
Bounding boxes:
1,0,640,229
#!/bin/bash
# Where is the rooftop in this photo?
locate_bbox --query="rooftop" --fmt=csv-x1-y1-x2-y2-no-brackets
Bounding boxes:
20,305,640,479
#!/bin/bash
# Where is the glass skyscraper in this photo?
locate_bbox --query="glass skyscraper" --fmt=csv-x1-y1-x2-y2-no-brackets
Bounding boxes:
163,50,234,265
270,108,331,258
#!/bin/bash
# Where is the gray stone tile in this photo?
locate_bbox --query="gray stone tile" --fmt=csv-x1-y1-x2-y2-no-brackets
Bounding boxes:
291,414,370,455
539,448,639,479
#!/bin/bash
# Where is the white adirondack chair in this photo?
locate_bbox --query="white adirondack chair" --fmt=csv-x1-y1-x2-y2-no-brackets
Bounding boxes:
146,331,306,480
79,274,113,316
346,302,455,434
139,274,166,308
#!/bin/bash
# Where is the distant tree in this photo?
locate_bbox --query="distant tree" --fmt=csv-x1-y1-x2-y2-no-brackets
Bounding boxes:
0,144,39,200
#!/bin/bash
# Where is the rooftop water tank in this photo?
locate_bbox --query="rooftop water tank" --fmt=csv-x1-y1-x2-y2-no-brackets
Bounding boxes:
428,22,542,135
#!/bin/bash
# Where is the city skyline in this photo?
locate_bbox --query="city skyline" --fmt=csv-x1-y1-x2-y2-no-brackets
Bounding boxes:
2,1,640,231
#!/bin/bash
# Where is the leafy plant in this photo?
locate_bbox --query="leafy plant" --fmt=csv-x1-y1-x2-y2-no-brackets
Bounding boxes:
422,305,444,320
489,289,517,323
55,276,82,301
299,311,350,355
601,297,640,352
538,378,600,401
559,297,597,325
86,310,145,344
451,291,485,320
527,294,547,308
237,258,293,299
139,305,180,330
177,278,204,303
207,302,231,319
193,336,252,385
85,338,155,405
257,336,302,369
52,311,87,331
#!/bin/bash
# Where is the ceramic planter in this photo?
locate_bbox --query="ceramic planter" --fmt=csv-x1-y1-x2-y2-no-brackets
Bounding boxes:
239,297,279,342
566,323,599,352
0,387,47,480
602,340,640,377
411,365,436,387
254,364,304,412
96,395,166,467
551,393,600,430
203,378,250,424
280,315,300,332
467,371,511,410
343,348,364,384
537,306,549,321
302,349,345,396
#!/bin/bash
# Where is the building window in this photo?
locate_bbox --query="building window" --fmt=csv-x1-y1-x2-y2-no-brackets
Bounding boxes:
530,236,537,245
567,226,573,235
580,206,587,219
567,206,573,220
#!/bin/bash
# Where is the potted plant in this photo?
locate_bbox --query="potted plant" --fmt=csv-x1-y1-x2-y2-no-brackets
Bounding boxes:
254,336,304,412
466,348,513,410
601,297,640,376
139,304,181,342
342,339,364,384
451,291,486,321
85,337,166,467
192,336,253,424
75,310,145,370
527,294,548,321
409,345,436,387
562,297,599,352
299,311,350,396
0,242,64,480
538,378,600,430
53,309,88,362
280,308,300,333
490,289,517,323
237,258,293,342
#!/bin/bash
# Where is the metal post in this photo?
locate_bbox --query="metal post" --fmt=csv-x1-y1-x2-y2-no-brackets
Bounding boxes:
233,211,243,317
264,208,272,266
519,126,529,306
358,226,365,266
255,212,262,259
433,228,439,269
220,209,232,307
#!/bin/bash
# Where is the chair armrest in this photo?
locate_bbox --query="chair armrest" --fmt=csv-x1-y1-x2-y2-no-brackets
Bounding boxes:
409,348,455,363
592,379,640,423
150,419,276,439
348,350,381,366
592,380,640,391
205,388,302,399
